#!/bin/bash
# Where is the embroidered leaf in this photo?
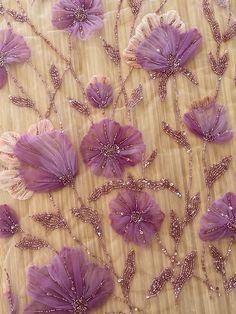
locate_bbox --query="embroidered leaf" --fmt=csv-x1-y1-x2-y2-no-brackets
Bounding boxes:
147,268,173,298
202,0,221,44
169,210,182,243
15,236,49,250
128,84,143,109
71,206,102,238
31,212,67,230
49,64,62,89
162,122,191,152
184,193,200,224
205,155,232,188
68,98,90,116
224,274,236,293
223,22,236,41
102,39,120,65
208,52,229,76
9,96,34,108
209,245,225,275
143,149,158,168
128,0,142,15
181,68,198,85
119,250,136,299
173,251,196,300
6,9,27,22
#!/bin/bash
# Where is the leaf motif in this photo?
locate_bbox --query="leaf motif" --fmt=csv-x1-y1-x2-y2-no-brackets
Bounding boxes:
223,22,236,41
128,84,143,109
143,149,158,168
173,251,196,300
209,245,225,275
49,64,61,89
128,0,142,15
15,236,48,250
102,39,120,65
31,212,67,230
202,0,221,43
169,210,182,243
6,9,27,22
147,268,173,298
68,98,90,116
181,68,198,85
184,193,200,224
224,274,236,293
71,206,102,238
119,250,136,299
162,122,191,152
205,156,232,188
9,96,34,108
208,52,229,76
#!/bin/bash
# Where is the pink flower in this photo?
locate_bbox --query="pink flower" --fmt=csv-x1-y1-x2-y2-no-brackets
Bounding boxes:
0,204,19,239
0,29,31,89
183,97,234,143
86,75,113,111
0,120,54,199
199,192,236,241
52,0,103,40
14,130,78,192
24,247,114,314
80,119,146,178
109,191,165,247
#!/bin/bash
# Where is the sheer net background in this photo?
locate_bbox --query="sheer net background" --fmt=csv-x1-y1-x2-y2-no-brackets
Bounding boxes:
0,0,236,313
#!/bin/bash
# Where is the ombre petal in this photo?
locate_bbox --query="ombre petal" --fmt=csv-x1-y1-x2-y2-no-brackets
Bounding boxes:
25,247,113,313
0,29,31,64
14,131,78,192
0,204,19,238
86,75,113,109
184,97,234,143
0,66,7,89
52,0,103,40
80,119,145,178
199,192,236,241
109,191,165,247
0,132,20,168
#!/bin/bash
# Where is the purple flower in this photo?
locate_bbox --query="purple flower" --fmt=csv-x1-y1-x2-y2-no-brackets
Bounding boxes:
199,192,236,241
80,119,146,178
109,191,165,247
14,131,78,192
0,204,19,238
183,97,234,143
52,0,103,40
0,29,31,89
24,247,114,314
86,75,113,110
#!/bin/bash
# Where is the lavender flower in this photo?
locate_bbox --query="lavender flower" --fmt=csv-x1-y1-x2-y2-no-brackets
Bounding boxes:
52,0,104,40
0,29,31,89
123,10,202,100
183,97,234,143
199,192,236,241
0,204,19,238
80,119,145,178
86,75,113,110
14,131,78,192
109,191,165,247
24,247,114,314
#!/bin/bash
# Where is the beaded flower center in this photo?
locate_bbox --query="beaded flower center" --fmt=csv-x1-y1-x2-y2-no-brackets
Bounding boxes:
73,298,88,314
59,170,74,186
0,54,4,67
101,144,120,158
227,220,236,232
167,54,180,71
130,211,143,223
74,8,88,22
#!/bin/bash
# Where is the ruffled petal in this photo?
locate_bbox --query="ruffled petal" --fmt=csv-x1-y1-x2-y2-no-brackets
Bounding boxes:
28,119,54,135
0,132,20,168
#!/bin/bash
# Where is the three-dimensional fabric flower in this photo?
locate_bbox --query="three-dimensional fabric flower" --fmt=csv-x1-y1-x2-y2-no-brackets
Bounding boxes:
109,190,165,247
80,119,146,178
24,247,114,314
199,192,236,241
0,29,31,89
52,0,104,40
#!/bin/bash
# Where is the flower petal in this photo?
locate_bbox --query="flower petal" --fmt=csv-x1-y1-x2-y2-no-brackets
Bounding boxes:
0,66,7,89
28,119,54,135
